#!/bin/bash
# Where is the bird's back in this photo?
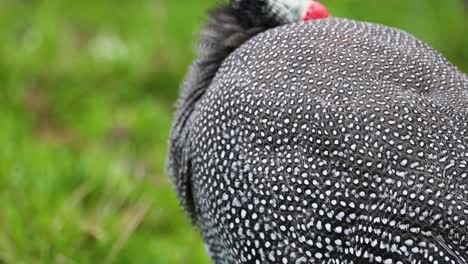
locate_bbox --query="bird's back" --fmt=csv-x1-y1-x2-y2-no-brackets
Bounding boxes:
186,18,468,263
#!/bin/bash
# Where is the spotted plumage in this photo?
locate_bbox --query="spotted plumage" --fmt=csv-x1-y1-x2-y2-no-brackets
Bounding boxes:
168,1,468,263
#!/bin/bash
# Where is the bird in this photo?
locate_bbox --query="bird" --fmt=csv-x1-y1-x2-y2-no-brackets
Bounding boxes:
168,0,468,263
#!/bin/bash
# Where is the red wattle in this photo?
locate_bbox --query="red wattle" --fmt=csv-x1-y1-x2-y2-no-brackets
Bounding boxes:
303,1,331,21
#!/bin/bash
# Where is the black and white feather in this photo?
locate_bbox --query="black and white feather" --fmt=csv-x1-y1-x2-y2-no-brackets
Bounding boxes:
168,0,468,263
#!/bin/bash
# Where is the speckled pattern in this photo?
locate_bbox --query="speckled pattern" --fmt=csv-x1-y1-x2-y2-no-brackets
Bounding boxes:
178,18,468,263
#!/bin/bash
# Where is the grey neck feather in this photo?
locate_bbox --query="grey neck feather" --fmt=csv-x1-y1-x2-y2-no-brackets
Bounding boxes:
168,1,283,220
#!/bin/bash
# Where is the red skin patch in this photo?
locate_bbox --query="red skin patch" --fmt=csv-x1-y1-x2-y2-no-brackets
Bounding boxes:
303,1,331,21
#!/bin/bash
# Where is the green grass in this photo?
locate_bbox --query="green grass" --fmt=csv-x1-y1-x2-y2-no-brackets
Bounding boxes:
0,0,466,263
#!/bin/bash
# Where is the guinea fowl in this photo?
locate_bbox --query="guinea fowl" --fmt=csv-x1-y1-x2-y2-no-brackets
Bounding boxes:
168,0,468,263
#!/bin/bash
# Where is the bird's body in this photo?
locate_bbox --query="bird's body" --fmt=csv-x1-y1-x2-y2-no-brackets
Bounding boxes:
169,2,468,263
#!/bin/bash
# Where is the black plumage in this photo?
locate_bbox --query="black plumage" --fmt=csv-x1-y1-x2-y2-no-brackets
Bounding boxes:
169,1,468,263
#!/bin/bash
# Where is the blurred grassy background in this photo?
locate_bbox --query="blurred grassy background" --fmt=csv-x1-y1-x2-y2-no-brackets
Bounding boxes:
0,0,466,263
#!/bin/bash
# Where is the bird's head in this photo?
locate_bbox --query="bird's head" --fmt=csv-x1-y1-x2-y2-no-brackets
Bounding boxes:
301,0,331,21
232,0,331,23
